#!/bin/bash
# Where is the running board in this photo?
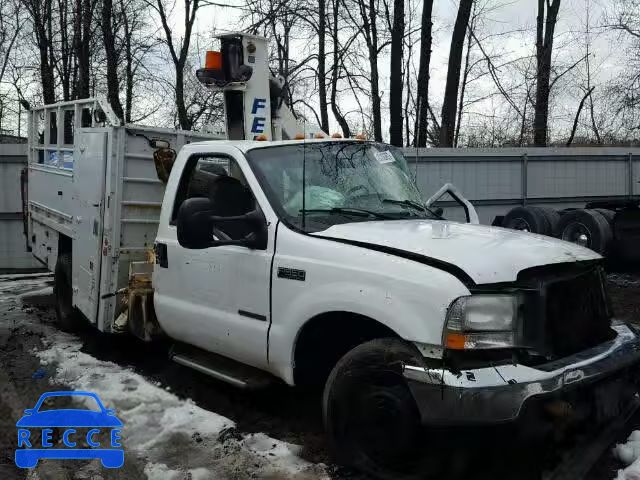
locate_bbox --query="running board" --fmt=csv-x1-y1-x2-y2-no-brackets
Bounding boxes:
169,344,275,390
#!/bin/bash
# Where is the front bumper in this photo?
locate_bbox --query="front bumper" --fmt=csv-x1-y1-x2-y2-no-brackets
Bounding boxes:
403,322,640,425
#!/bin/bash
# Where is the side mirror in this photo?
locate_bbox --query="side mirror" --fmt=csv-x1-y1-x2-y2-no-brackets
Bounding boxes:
176,198,267,250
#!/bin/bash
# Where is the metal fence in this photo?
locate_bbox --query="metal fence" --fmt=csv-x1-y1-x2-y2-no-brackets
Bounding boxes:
403,147,640,224
3,142,638,270
0,143,41,272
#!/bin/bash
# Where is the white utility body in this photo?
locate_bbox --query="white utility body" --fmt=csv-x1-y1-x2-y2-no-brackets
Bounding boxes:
26,33,640,479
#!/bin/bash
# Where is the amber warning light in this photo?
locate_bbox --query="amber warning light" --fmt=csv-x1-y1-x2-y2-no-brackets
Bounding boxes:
205,51,222,70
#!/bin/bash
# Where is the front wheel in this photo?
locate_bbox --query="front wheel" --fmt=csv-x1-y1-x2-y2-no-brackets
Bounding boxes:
323,338,438,480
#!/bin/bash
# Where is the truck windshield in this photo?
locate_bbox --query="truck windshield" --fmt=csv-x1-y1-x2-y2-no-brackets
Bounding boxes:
246,142,435,232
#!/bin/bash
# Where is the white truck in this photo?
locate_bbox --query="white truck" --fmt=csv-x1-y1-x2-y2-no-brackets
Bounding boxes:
25,33,640,479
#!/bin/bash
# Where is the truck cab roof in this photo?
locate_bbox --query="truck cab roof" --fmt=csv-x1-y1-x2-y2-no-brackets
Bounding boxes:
185,138,367,154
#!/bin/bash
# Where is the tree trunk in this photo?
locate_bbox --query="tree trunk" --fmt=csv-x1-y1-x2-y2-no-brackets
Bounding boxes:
533,0,561,146
74,0,91,98
120,0,134,122
414,0,434,147
318,0,329,133
567,87,595,146
455,20,474,147
330,0,351,137
389,0,404,146
175,66,191,130
439,0,473,147
25,0,56,104
101,0,124,121
364,0,382,141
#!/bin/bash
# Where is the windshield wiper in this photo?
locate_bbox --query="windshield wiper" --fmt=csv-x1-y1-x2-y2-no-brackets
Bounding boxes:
382,198,443,219
300,207,393,220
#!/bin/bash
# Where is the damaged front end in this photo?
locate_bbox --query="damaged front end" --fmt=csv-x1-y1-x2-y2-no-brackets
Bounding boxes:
403,261,640,427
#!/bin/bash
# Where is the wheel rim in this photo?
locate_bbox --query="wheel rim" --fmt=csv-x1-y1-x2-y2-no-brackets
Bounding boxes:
511,217,531,232
345,380,421,468
561,222,591,247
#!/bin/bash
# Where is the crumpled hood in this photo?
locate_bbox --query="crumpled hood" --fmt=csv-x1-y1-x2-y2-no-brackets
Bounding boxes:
312,220,601,284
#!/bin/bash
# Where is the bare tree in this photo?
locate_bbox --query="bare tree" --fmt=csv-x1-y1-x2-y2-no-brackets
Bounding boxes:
533,0,561,146
0,0,21,87
329,0,352,137
439,0,474,147
414,0,433,147
101,0,125,120
74,0,94,98
20,0,56,104
152,0,203,130
388,0,404,146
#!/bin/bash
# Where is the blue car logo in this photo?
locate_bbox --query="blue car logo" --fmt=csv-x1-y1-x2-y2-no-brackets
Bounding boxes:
16,391,123,468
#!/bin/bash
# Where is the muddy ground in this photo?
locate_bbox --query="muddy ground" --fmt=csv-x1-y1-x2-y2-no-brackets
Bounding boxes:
0,272,639,480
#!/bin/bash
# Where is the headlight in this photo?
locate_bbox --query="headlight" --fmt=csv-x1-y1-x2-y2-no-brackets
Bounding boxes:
444,294,522,350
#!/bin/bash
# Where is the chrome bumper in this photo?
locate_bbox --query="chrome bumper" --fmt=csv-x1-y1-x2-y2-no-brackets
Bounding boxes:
403,322,640,425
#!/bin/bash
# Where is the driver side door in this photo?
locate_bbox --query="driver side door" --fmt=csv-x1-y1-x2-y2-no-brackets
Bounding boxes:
154,152,271,369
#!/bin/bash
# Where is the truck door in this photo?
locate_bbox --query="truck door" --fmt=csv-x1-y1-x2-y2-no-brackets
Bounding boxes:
153,152,272,369
72,129,108,322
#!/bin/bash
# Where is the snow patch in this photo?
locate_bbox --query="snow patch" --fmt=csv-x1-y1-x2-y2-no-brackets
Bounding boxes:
36,331,327,479
614,431,640,479
17,286,54,299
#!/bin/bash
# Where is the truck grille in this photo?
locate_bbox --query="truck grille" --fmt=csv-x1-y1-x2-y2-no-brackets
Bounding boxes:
545,268,613,357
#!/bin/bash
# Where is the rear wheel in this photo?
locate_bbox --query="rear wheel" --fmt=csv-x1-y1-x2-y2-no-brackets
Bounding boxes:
502,206,551,235
323,338,439,480
554,209,612,255
54,253,82,331
537,207,561,235
593,208,615,227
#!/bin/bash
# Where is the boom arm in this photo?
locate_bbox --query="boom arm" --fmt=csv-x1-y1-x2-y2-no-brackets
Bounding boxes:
197,33,326,141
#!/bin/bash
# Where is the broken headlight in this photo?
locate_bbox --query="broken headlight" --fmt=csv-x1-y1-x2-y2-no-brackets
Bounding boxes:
444,294,522,350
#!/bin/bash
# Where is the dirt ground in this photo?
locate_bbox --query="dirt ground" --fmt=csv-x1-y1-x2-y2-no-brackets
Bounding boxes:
0,271,639,480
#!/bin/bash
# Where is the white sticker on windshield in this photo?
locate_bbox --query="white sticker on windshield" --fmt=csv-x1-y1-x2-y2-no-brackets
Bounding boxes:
374,150,395,164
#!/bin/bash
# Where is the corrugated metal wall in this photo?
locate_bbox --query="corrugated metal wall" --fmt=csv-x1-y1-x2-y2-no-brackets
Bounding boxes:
403,147,640,224
0,143,42,271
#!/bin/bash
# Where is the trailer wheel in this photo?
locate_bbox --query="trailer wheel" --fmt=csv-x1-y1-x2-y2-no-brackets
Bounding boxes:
537,207,561,234
502,206,550,235
593,208,615,227
323,338,440,480
54,253,82,331
554,209,612,255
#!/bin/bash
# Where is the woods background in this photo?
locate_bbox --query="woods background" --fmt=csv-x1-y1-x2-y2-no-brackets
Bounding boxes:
0,0,639,147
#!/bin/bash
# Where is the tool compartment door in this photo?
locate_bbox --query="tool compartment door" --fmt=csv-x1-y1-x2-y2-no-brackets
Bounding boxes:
72,129,108,322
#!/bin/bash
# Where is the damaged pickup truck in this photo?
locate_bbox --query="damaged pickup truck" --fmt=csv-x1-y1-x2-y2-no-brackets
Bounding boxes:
27,101,640,479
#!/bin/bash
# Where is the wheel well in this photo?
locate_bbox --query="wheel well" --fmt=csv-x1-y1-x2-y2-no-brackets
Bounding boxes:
58,234,72,256
293,312,399,388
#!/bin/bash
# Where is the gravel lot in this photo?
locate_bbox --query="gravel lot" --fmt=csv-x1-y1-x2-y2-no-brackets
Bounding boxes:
0,270,639,480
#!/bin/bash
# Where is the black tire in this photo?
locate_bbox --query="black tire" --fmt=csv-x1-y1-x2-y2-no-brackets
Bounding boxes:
54,253,81,331
554,209,612,255
323,338,438,480
536,206,561,235
593,208,615,227
502,206,551,235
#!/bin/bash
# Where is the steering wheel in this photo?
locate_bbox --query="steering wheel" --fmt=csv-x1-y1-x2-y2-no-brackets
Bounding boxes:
345,185,370,198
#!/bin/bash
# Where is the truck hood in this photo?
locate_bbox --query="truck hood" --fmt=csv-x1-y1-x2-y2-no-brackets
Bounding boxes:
312,220,601,285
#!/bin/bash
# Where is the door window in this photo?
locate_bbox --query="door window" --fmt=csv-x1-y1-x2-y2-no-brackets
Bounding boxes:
172,155,257,240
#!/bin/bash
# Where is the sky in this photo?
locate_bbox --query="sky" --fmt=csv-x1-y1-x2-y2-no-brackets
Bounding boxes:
0,0,633,142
